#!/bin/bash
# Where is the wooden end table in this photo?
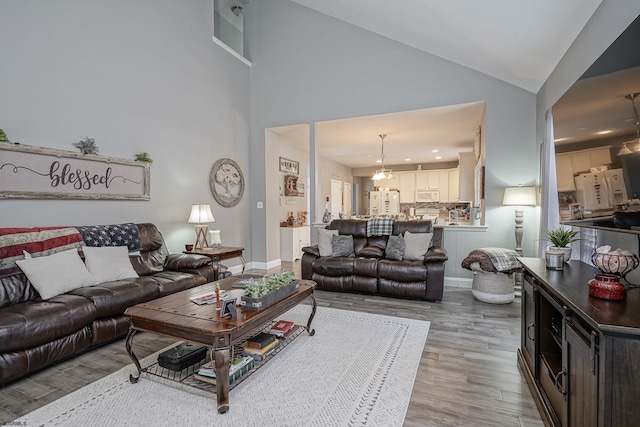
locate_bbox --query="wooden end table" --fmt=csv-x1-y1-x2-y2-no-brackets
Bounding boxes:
124,276,316,413
184,246,246,274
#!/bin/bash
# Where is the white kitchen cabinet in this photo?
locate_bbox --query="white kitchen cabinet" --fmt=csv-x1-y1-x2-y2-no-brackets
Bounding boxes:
556,153,575,192
415,172,429,189
438,170,449,202
448,169,459,202
386,175,399,190
427,171,440,189
398,172,416,203
571,151,592,173
280,226,310,262
555,146,612,192
589,146,612,167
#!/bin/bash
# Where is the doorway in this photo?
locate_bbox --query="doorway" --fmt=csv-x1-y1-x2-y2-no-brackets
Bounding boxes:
331,179,342,220
343,181,353,218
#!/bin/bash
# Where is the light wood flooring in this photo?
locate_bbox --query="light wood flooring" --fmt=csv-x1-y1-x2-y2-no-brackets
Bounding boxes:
0,261,544,426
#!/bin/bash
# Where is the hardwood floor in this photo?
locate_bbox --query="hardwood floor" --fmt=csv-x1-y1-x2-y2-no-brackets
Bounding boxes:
0,261,544,426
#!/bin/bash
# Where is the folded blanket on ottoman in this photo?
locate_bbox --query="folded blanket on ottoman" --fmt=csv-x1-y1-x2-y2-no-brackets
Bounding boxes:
461,247,522,274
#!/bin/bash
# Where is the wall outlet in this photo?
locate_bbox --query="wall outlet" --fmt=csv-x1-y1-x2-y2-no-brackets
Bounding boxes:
257,202,263,209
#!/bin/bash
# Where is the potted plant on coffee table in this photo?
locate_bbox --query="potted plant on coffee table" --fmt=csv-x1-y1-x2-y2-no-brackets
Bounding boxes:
241,271,298,312
545,226,580,263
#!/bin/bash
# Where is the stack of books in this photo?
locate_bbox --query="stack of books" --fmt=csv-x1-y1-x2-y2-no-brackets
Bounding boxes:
193,356,254,386
243,332,280,361
269,320,298,339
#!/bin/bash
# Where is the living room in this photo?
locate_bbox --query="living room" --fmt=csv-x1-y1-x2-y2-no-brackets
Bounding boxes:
2,0,640,425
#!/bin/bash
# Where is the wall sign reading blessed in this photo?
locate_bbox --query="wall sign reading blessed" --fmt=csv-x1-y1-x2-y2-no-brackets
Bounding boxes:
0,143,150,200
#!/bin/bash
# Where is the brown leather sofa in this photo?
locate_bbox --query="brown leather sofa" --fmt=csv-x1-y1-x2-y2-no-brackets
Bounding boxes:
301,219,447,301
0,223,216,384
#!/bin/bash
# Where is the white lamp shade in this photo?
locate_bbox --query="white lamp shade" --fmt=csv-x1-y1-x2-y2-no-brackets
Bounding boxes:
502,186,537,206
188,204,215,224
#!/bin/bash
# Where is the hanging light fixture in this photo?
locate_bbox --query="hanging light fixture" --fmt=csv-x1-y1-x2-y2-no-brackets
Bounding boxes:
621,92,640,155
371,134,393,181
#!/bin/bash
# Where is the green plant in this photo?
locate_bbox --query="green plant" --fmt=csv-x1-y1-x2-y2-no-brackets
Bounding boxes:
134,152,153,163
0,128,8,142
243,271,295,298
73,136,99,154
545,227,580,248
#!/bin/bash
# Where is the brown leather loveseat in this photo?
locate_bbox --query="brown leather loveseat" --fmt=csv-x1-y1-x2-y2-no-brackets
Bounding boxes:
0,223,216,384
301,219,447,301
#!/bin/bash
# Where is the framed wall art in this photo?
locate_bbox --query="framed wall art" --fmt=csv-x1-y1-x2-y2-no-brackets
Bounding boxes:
210,158,244,207
284,175,298,196
0,143,150,200
279,157,299,175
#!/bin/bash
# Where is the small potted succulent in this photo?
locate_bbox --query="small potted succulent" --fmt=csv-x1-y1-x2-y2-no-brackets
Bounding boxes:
73,136,99,154
0,128,9,142
134,152,153,163
545,226,580,263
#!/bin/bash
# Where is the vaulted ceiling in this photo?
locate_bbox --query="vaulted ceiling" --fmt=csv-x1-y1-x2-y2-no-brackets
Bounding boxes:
290,0,602,93
276,0,607,169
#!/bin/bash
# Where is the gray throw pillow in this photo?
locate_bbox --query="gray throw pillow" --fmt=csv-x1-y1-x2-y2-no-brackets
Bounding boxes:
385,235,405,261
318,228,338,257
403,231,433,261
331,234,355,257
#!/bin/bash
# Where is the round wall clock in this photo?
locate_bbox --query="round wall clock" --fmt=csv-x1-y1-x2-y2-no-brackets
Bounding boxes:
210,158,244,207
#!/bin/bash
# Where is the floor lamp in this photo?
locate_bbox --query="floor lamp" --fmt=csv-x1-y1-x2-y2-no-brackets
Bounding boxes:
502,186,537,256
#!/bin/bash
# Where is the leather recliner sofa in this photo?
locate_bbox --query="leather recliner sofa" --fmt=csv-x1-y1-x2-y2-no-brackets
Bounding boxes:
301,219,447,301
0,223,216,384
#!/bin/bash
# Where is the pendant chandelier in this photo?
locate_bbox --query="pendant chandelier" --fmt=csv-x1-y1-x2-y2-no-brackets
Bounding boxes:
371,134,393,181
619,92,640,156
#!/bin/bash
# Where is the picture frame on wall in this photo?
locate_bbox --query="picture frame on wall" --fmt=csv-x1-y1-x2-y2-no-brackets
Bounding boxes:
0,143,150,200
279,157,299,175
284,175,298,196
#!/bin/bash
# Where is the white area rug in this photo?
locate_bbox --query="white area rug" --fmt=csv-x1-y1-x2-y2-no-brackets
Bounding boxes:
15,306,429,427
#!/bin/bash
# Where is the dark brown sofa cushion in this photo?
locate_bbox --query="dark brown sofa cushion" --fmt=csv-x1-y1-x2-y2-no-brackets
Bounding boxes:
0,294,96,352
68,277,160,318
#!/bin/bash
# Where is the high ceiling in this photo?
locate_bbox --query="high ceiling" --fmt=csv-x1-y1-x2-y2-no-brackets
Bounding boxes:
290,0,602,93
274,1,620,170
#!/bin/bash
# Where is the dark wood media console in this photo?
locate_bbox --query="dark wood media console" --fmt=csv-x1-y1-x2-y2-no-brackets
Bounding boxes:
518,258,640,427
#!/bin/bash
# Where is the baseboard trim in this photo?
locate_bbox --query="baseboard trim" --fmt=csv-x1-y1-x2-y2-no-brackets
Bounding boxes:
444,277,473,288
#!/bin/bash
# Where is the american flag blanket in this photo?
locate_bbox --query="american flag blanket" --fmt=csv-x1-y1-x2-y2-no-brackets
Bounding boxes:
75,223,142,252
461,247,522,274
366,218,394,236
0,227,85,277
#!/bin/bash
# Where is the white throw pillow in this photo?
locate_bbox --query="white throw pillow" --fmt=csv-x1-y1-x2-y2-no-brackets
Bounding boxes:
16,249,94,299
402,231,433,261
318,229,339,257
83,245,140,283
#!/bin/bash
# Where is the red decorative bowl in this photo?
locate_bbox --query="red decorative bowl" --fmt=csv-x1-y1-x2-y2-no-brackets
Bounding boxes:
588,273,626,301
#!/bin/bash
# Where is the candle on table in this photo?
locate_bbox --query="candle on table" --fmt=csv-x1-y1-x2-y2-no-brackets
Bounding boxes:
209,230,222,247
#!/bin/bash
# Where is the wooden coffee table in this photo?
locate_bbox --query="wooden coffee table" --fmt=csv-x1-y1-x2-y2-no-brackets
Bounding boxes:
124,276,317,413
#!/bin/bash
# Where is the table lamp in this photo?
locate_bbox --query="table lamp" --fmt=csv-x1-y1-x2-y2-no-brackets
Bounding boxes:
502,186,537,256
188,204,216,249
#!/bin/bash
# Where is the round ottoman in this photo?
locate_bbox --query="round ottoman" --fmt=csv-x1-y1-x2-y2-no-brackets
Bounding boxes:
470,264,514,304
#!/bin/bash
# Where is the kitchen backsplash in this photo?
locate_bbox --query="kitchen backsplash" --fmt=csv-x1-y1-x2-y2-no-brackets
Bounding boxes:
400,202,471,219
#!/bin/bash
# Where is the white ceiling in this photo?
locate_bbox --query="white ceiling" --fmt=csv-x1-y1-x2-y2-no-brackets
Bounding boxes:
553,66,640,145
315,102,485,168
290,0,602,93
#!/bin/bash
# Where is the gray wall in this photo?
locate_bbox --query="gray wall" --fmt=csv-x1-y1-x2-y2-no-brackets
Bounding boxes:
246,0,539,265
0,0,251,267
